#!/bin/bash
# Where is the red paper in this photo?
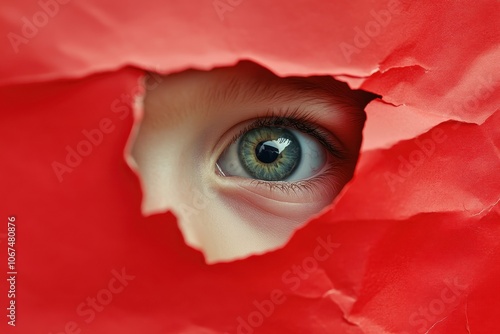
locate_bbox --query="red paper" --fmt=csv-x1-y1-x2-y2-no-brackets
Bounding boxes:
1,0,498,333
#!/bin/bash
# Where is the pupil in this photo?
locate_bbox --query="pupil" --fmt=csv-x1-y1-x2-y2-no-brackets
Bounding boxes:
255,141,280,163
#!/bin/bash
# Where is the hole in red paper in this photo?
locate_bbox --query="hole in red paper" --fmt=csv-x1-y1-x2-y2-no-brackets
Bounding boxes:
130,61,375,263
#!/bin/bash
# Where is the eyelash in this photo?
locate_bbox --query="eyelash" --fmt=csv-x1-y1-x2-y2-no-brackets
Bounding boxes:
228,107,346,160
249,166,346,197
224,107,347,194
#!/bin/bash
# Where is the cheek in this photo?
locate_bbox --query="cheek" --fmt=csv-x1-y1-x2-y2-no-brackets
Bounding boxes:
179,190,326,263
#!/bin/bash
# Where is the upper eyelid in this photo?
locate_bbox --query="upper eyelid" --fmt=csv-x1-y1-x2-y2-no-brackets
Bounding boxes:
226,107,347,161
268,107,347,160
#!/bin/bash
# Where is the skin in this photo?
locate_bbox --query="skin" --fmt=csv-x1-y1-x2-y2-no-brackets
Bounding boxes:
131,61,374,263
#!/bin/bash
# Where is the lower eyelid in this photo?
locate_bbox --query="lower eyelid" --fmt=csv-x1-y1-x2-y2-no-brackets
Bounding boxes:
214,167,343,205
215,177,335,226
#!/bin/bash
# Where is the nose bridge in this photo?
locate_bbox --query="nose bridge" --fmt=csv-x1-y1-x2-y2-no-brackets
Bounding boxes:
131,117,194,215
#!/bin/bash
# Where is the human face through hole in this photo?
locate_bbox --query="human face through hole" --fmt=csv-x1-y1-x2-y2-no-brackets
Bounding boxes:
131,62,372,263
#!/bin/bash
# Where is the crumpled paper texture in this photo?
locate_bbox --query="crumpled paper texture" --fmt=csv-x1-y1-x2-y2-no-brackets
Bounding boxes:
1,0,498,333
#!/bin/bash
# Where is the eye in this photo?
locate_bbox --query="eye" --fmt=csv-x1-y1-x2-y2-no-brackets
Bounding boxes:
216,118,334,183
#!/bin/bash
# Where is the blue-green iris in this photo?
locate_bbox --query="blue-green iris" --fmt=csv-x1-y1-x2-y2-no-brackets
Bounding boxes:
238,127,301,181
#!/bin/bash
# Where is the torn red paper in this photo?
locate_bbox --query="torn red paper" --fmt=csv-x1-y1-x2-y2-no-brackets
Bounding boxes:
1,0,499,333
